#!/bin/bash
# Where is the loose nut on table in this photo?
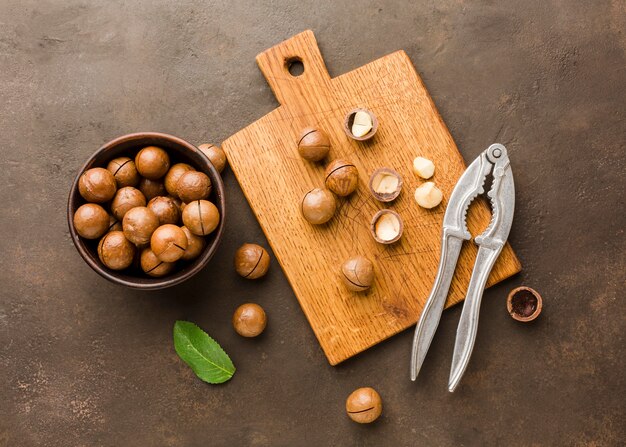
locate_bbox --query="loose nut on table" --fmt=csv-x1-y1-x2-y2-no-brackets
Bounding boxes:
78,167,117,203
341,255,375,292
345,387,383,424
234,243,270,279
135,146,170,180
232,303,267,337
297,127,330,162
324,159,358,197
107,156,140,187
414,181,443,209
412,156,435,179
301,188,337,225
198,143,227,173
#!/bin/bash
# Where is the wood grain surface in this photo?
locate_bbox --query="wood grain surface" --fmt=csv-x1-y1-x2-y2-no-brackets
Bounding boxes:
223,30,521,365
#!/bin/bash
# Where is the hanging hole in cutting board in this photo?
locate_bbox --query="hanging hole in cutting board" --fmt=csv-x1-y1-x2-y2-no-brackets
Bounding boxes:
286,57,304,77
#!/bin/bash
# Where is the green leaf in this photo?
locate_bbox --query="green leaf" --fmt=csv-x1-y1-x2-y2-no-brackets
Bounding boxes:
173,321,236,384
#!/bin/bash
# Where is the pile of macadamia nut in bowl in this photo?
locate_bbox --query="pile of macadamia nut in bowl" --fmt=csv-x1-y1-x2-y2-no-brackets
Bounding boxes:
67,132,227,290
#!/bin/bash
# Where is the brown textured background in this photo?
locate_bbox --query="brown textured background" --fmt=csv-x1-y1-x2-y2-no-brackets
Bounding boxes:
1,1,624,446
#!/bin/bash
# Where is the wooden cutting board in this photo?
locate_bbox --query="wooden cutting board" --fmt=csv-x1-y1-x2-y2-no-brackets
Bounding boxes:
222,30,521,365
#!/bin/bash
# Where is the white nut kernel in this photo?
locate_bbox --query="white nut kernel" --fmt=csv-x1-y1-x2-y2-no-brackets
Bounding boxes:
351,111,373,138
414,182,443,209
412,157,435,179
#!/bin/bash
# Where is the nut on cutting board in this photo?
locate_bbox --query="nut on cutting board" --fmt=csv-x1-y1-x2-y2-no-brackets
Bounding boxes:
222,30,521,365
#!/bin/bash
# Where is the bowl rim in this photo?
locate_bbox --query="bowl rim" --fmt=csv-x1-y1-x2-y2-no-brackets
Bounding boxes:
67,131,226,290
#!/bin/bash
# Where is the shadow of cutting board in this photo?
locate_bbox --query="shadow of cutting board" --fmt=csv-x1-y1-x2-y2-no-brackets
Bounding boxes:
223,31,521,365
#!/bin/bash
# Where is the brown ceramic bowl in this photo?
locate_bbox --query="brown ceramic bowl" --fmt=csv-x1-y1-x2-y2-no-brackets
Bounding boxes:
68,132,226,290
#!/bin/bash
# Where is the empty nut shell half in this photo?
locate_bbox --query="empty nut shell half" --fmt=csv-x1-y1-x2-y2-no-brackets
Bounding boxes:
341,255,375,292
507,286,543,322
344,108,378,141
324,159,359,197
371,209,403,244
369,168,403,202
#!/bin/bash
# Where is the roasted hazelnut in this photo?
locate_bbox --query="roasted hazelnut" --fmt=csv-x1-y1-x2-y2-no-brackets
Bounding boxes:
135,146,170,179
180,226,206,261
346,387,382,424
198,143,227,173
122,206,159,246
147,196,180,225
138,178,166,201
78,167,117,203
108,215,122,232
106,157,139,187
297,127,330,162
97,231,135,270
140,247,175,277
111,186,146,220
234,243,270,279
325,159,358,196
371,209,403,244
232,303,267,337
341,255,375,292
507,286,543,322
301,188,336,225
73,203,110,239
164,163,194,197
369,168,403,202
182,199,220,236
176,171,212,203
150,224,188,262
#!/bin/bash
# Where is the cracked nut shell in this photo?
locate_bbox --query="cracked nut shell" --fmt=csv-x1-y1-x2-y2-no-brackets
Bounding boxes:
135,146,170,180
198,143,227,173
122,206,159,246
232,303,267,337
111,186,146,220
164,163,194,197
180,226,206,261
78,167,117,203
324,159,358,196
176,170,212,203
140,247,175,277
341,255,375,292
344,108,378,141
346,387,382,424
147,196,180,225
301,188,337,225
182,199,220,236
234,243,270,279
107,157,140,187
507,286,543,322
97,231,135,270
73,203,110,239
150,224,188,262
297,127,330,162
138,178,166,201
371,209,403,244
369,168,403,202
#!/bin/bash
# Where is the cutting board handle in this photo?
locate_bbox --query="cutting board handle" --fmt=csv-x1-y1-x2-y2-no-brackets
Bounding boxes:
256,30,331,106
